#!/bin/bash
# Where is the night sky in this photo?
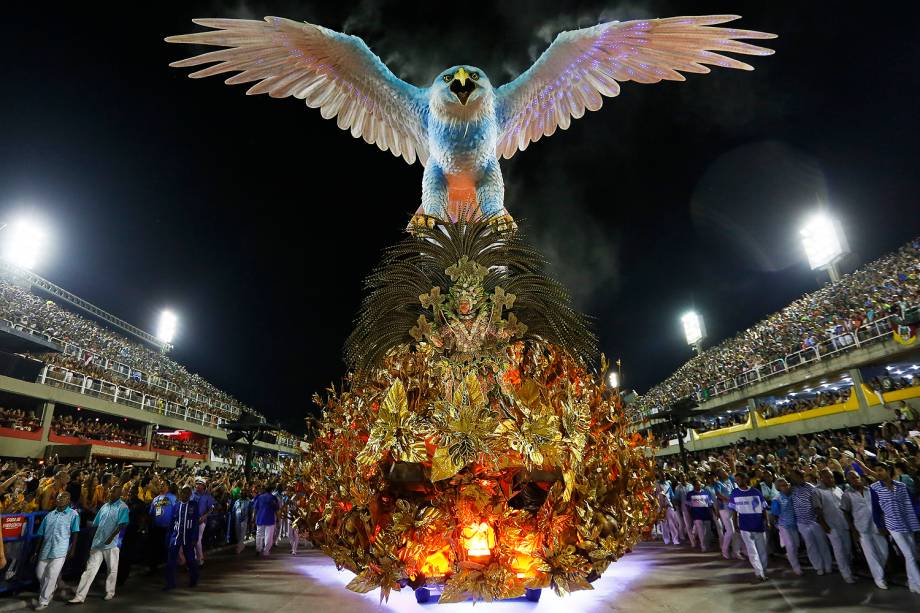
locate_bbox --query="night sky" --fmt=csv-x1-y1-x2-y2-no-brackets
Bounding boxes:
3,2,920,434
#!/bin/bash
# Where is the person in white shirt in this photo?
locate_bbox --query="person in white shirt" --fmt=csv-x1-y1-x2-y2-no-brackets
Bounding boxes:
674,474,696,548
655,479,680,545
815,468,855,583
730,473,770,581
841,471,888,589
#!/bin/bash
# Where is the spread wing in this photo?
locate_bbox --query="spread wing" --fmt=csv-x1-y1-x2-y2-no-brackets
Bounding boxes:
495,15,776,159
166,17,429,165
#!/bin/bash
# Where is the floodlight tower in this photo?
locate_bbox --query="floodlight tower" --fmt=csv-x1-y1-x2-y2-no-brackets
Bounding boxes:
156,310,177,354
681,311,706,356
800,212,849,283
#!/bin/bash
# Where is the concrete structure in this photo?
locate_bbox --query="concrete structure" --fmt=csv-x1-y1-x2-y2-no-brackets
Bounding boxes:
639,334,920,457
0,370,299,465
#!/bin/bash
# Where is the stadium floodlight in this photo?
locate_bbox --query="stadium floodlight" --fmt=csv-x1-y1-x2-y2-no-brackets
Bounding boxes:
157,310,178,344
2,218,48,269
799,212,848,282
608,371,619,389
681,311,706,353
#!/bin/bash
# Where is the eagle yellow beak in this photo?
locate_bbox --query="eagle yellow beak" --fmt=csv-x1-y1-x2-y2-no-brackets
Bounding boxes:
453,67,470,86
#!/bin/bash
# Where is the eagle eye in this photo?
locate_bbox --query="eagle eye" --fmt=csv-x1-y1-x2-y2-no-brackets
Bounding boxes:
470,72,479,81
442,74,452,83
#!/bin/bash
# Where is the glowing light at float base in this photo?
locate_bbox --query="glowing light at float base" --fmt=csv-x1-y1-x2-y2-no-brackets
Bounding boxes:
461,521,495,557
420,546,452,576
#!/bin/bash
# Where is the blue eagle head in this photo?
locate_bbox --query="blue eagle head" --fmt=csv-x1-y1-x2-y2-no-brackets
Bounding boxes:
430,65,494,119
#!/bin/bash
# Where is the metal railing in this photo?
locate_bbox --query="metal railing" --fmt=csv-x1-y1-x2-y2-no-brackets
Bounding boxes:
641,311,907,416
0,316,258,423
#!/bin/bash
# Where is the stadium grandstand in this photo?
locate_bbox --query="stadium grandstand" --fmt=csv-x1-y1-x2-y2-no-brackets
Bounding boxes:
0,266,301,465
630,236,920,454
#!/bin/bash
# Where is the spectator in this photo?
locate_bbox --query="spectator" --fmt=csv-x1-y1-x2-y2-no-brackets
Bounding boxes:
636,238,920,417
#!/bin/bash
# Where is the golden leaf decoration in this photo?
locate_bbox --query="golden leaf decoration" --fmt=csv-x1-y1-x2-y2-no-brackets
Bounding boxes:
431,446,460,482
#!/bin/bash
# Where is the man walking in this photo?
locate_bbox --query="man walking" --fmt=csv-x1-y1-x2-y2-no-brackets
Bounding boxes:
687,476,718,552
190,477,215,567
842,471,889,589
232,490,251,554
253,483,279,557
656,477,680,545
714,469,742,560
70,484,130,603
31,491,79,610
815,468,855,583
674,474,696,547
730,472,769,580
165,486,202,590
771,478,802,575
789,468,833,575
870,461,920,594
148,481,178,571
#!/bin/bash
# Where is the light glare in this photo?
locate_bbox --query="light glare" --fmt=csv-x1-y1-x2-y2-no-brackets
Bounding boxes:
800,213,845,270
681,311,705,346
157,310,178,343
3,218,47,269
608,372,619,388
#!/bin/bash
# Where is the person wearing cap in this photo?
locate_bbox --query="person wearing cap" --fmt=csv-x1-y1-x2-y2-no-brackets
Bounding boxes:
842,471,889,589
190,477,215,567
31,491,79,610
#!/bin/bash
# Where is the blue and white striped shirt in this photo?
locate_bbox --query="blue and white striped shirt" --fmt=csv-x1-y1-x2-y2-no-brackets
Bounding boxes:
870,480,920,533
791,483,819,525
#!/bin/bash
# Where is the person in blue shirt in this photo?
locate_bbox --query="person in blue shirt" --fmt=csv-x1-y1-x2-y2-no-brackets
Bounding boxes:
190,477,215,566
687,476,718,552
730,472,769,580
70,484,130,603
253,483,280,557
771,478,802,575
714,468,742,560
31,491,80,610
148,481,178,571
165,485,203,590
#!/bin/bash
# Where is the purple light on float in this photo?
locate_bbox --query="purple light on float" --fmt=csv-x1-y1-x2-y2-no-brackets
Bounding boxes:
295,550,651,612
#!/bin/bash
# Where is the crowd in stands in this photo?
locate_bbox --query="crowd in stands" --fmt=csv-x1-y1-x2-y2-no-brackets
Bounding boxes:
151,433,208,456
0,407,40,432
691,410,750,434
51,416,146,447
637,237,920,415
0,280,299,446
0,457,303,607
870,373,920,394
757,387,854,420
654,416,920,594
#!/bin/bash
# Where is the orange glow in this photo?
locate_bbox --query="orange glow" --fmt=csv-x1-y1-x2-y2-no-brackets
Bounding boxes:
461,521,495,557
421,546,452,576
510,533,539,578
